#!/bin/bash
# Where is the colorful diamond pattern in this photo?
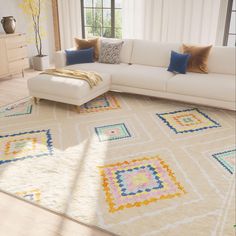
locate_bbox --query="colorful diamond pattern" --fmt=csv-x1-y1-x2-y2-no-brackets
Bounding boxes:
157,108,221,134
15,189,41,203
95,123,131,142
80,93,121,113
0,130,53,165
0,99,32,118
212,149,235,174
98,156,186,213
116,165,164,196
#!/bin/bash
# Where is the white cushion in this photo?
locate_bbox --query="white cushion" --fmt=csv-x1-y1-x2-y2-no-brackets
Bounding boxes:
130,40,181,67
167,73,235,102
28,73,111,101
112,64,174,92
120,39,133,64
54,50,66,68
208,46,235,75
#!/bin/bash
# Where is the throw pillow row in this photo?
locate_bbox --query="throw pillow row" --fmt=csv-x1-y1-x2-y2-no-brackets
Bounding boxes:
168,44,212,74
66,37,212,74
66,38,124,66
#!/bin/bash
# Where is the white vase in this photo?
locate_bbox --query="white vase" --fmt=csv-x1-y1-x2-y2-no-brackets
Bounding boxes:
32,55,50,71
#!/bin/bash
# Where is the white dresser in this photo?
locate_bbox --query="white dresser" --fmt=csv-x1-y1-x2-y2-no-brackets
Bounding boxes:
0,33,29,78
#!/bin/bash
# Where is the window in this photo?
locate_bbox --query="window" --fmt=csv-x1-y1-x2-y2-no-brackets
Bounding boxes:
224,0,236,46
81,0,122,39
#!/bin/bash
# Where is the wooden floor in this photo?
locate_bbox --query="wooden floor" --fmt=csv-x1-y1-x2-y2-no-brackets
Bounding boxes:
0,69,39,106
0,71,113,236
0,190,113,236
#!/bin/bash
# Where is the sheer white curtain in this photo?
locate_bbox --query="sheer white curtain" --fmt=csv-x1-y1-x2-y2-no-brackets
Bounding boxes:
58,0,82,49
122,0,221,45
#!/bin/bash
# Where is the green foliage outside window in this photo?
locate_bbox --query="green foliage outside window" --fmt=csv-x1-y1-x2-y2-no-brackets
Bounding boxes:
82,0,122,38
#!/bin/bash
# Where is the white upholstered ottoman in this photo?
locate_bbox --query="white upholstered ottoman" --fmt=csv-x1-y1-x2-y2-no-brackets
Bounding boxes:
27,73,111,111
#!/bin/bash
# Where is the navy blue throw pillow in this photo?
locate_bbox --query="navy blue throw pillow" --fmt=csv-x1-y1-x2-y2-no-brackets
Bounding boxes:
65,48,94,65
167,51,190,74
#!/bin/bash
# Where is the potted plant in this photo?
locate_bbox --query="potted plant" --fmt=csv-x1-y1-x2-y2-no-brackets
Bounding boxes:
20,0,49,71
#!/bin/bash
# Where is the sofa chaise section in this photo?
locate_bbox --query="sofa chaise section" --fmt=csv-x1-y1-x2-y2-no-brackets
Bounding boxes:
28,73,111,107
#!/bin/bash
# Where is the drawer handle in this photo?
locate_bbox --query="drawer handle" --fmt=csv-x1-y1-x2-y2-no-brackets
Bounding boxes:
18,45,27,48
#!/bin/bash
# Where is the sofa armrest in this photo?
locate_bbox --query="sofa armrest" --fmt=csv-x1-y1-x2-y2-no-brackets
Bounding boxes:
54,50,66,68
54,48,79,68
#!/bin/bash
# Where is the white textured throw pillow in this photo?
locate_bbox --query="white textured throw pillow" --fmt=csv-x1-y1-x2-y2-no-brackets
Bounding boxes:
99,40,124,64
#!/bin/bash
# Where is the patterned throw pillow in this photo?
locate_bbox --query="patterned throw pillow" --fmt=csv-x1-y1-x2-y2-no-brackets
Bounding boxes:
99,40,124,64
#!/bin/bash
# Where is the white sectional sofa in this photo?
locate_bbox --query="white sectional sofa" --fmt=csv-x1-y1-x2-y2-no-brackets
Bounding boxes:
54,39,235,110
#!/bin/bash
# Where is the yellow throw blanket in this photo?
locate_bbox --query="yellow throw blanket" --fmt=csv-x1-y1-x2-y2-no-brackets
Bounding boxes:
41,69,103,88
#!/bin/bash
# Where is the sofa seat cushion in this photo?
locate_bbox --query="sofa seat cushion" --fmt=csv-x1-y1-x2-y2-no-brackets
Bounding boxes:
28,72,111,101
66,62,129,75
167,73,235,102
112,65,174,92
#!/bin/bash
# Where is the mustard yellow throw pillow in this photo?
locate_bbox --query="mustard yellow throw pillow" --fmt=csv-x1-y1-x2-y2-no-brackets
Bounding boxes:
75,38,99,60
182,44,212,73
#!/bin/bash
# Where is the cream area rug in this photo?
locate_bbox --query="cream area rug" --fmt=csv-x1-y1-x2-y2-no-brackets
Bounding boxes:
0,92,235,236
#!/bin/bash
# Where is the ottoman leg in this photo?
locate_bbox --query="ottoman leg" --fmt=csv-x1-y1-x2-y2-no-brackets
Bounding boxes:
75,105,80,113
33,97,40,104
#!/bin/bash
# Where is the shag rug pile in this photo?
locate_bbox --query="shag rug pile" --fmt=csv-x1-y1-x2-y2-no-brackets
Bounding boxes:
0,92,235,236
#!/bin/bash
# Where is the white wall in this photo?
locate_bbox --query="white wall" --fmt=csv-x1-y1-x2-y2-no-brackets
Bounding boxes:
0,0,55,65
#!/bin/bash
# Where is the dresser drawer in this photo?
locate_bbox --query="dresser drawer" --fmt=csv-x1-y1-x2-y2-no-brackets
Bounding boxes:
9,58,29,74
7,46,28,62
0,38,8,77
6,34,27,49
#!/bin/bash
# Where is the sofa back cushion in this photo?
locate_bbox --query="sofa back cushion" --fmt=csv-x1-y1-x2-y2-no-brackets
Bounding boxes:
100,38,133,64
130,40,181,67
120,39,133,64
208,46,235,75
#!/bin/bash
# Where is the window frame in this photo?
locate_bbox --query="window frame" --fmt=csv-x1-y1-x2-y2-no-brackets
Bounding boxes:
80,0,122,39
223,0,235,46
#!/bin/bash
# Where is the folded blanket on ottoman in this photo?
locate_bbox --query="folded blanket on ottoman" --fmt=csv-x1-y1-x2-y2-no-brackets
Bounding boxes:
41,68,103,88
